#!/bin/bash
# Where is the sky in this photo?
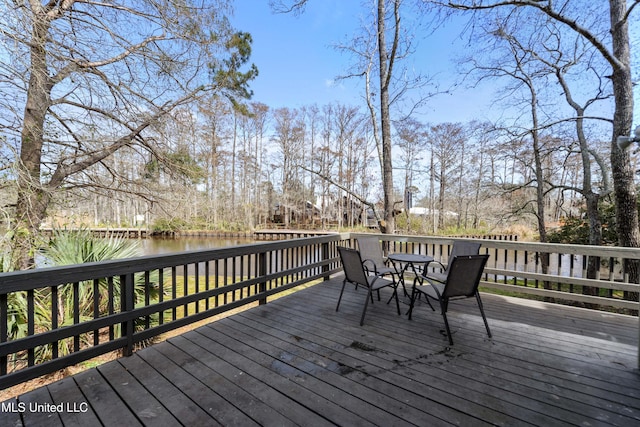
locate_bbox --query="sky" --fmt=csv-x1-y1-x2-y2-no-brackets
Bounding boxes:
230,0,499,124
230,1,639,132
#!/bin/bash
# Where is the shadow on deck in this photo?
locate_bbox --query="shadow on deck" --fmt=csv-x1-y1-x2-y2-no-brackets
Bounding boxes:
2,276,639,426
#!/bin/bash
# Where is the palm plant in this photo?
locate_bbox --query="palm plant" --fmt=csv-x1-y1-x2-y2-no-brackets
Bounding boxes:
8,228,160,365
43,228,158,313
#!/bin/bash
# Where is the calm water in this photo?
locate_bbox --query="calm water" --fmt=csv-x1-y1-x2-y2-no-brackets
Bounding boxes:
35,236,254,268
139,236,255,256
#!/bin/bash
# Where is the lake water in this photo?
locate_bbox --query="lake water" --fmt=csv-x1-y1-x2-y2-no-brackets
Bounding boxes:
139,236,255,256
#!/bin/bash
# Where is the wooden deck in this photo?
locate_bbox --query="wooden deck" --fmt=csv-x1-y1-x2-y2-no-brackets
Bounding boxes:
1,277,639,426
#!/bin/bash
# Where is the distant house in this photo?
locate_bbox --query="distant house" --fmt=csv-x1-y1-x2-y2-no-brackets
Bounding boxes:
408,207,458,218
271,201,321,225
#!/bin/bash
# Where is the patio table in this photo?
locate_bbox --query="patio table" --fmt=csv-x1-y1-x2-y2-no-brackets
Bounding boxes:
387,253,433,298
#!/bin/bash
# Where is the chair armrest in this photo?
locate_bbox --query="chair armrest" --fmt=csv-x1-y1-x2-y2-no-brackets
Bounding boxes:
362,259,378,275
420,260,448,284
431,260,447,270
422,260,446,275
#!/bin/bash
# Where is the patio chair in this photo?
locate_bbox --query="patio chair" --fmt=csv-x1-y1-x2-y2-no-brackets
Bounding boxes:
357,236,395,279
422,240,481,284
408,254,491,345
337,246,401,326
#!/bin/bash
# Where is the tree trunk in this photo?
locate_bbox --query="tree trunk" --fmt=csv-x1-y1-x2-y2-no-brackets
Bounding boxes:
609,0,640,290
438,167,446,229
377,0,395,234
13,13,54,270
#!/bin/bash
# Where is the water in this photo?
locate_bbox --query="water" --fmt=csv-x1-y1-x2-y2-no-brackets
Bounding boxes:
139,236,255,256
33,236,254,269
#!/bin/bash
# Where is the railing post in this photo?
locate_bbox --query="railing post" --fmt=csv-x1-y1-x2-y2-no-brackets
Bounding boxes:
258,252,267,305
121,274,135,357
0,294,7,376
322,241,330,281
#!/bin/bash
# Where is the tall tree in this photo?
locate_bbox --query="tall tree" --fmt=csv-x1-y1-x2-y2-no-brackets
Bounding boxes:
427,123,464,229
434,0,639,259
376,0,398,234
274,0,429,234
395,117,426,229
272,107,305,227
1,1,257,269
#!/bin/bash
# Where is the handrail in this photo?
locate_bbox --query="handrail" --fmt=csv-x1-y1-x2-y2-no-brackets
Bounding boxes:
1,231,639,390
0,234,349,390
352,233,640,311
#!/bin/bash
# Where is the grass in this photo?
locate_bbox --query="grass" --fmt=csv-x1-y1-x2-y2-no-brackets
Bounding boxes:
156,274,320,320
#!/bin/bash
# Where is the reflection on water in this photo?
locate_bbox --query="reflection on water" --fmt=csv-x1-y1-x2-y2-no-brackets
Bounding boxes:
34,236,255,268
140,236,255,256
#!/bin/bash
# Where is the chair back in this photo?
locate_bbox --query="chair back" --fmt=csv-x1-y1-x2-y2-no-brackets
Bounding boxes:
357,236,387,269
338,246,369,287
449,240,481,260
442,254,489,299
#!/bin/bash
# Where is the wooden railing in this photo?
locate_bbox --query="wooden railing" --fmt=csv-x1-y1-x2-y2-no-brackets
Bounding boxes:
1,232,639,390
358,233,640,311
0,235,348,390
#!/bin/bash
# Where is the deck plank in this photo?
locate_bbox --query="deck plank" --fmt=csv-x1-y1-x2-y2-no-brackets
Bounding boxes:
235,292,561,426
151,339,299,426
193,325,388,426
198,319,456,426
0,398,23,427
167,334,335,427
47,376,101,427
96,361,181,426
118,352,222,426
135,346,258,426
73,369,142,426
2,277,639,426
18,386,61,427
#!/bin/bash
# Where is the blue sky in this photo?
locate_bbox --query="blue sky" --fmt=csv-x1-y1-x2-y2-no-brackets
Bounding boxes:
231,1,498,124
231,1,638,130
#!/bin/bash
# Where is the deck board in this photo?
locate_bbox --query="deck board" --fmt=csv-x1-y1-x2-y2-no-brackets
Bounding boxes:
96,361,180,426
117,352,221,426
47,377,101,426
73,369,142,426
2,277,639,426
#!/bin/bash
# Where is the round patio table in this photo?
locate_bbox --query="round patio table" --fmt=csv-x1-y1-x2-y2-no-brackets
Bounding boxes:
387,253,433,297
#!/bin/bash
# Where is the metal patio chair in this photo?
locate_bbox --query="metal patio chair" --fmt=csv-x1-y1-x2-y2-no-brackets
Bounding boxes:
422,240,481,284
337,246,401,326
357,236,395,279
408,254,491,345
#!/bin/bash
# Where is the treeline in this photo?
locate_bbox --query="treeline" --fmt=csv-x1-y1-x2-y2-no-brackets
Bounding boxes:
51,99,607,236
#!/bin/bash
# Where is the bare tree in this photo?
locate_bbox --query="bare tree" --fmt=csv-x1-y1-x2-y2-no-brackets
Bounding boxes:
466,121,495,229
198,96,234,226
1,1,257,269
427,123,464,229
434,0,640,266
272,107,305,227
274,0,433,234
395,117,426,231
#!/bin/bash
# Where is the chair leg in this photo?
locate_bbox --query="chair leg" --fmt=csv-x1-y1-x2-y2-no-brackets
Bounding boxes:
360,289,373,326
441,311,454,345
385,279,399,305
336,280,347,312
407,287,418,320
424,294,435,312
440,299,454,345
475,292,492,338
392,287,401,315
386,291,394,305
